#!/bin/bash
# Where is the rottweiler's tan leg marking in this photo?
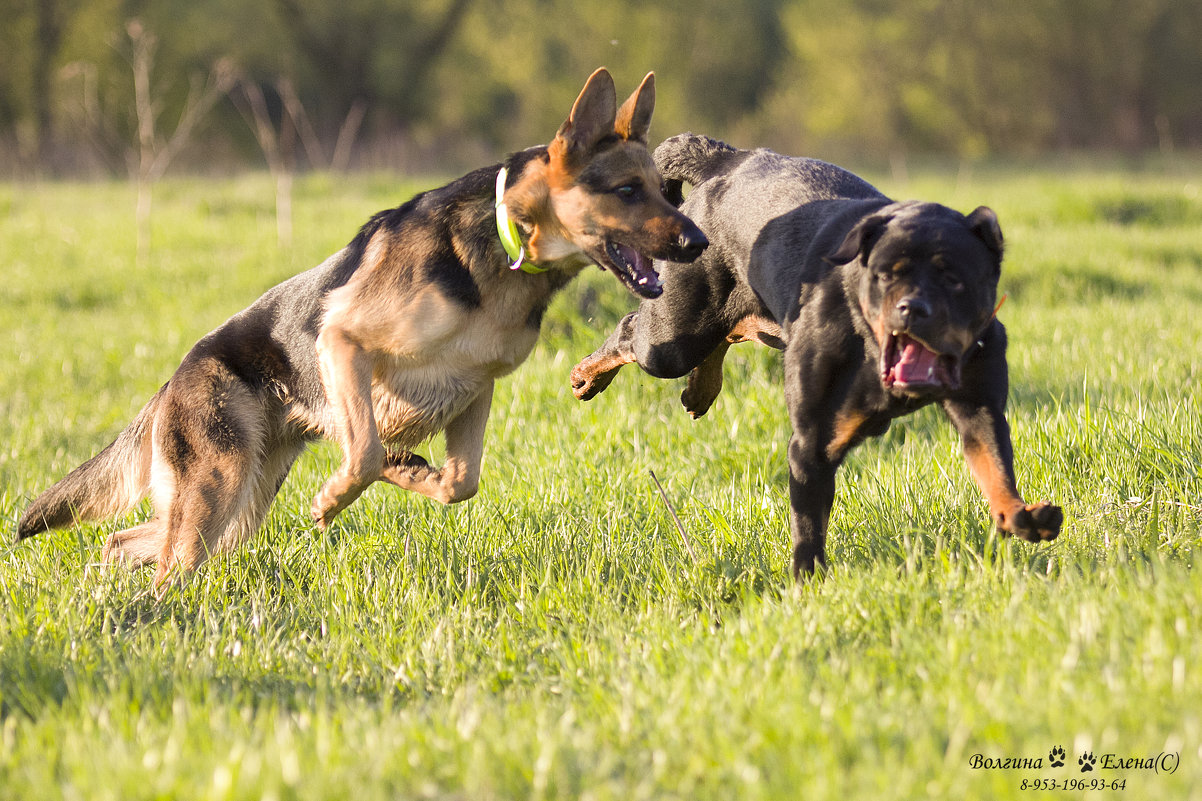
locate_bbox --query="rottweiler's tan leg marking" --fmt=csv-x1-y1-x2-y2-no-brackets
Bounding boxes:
571,350,636,401
381,382,493,504
727,314,783,347
825,409,870,462
955,415,1061,542
961,438,1060,541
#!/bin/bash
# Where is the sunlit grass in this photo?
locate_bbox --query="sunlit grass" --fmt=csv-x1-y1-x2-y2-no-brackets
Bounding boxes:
1,165,1200,799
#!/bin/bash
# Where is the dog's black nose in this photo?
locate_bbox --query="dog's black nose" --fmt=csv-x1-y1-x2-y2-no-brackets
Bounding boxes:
676,229,709,261
896,295,931,322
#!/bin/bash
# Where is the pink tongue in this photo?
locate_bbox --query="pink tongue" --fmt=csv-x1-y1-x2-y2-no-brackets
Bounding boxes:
618,244,660,288
619,244,648,272
894,340,940,383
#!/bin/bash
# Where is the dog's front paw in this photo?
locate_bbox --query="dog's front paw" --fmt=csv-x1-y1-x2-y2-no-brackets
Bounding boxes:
680,366,722,418
680,386,715,418
997,501,1062,542
310,496,337,531
310,486,350,531
570,362,617,401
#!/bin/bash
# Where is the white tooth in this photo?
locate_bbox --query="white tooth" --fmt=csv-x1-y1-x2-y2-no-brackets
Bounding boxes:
927,367,934,379
638,276,648,285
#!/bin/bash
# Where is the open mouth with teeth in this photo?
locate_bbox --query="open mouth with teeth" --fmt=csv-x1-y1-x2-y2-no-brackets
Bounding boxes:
600,241,663,298
881,332,961,392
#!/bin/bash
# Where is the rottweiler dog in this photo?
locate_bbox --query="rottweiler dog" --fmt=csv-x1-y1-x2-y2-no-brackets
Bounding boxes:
17,70,708,589
572,133,1061,578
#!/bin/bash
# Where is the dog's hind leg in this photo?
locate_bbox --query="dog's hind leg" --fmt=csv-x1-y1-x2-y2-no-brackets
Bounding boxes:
101,448,262,577
212,436,306,554
681,314,785,418
152,441,300,590
103,519,167,567
152,473,244,588
151,436,274,589
137,366,273,588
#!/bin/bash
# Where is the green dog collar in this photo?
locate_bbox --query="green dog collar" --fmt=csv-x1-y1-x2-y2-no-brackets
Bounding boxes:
495,167,547,274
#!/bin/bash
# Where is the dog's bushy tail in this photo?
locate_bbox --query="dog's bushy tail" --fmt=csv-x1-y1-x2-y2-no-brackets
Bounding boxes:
654,133,741,205
17,385,165,539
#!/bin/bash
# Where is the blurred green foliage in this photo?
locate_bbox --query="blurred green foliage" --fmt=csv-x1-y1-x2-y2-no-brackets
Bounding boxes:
2,0,1201,175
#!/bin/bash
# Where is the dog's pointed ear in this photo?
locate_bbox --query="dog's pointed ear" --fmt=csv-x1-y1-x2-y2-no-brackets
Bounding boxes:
966,206,1004,258
825,212,892,266
615,72,655,142
555,67,617,155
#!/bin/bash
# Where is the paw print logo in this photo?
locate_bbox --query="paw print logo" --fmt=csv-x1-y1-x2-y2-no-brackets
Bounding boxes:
1079,751,1096,772
1049,745,1065,768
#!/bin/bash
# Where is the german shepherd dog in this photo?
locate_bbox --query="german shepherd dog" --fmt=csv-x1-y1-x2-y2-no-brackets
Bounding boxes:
17,69,708,588
572,134,1060,578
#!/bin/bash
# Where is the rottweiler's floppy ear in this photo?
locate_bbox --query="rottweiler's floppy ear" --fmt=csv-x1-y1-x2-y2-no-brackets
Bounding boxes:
966,206,1004,258
825,212,891,266
555,68,618,155
615,72,655,142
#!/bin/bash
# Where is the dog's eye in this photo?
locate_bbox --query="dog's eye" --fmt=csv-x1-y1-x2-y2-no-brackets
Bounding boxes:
944,274,966,292
613,183,641,201
875,266,900,283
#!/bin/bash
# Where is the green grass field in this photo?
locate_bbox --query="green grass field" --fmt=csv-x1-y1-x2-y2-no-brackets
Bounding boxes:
1,163,1200,800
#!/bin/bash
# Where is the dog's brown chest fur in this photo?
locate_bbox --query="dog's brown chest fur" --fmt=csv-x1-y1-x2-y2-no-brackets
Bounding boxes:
353,272,569,447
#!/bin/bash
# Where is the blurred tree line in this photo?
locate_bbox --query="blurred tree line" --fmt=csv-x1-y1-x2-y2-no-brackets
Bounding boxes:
2,0,1200,177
